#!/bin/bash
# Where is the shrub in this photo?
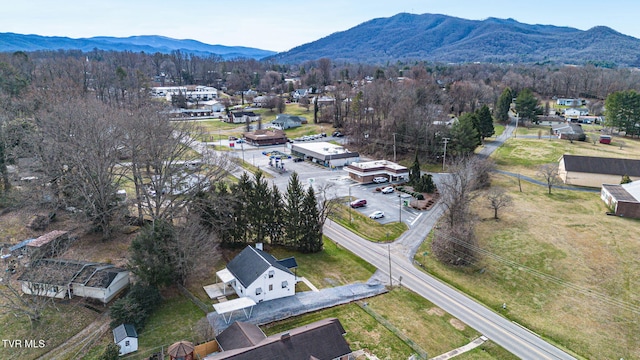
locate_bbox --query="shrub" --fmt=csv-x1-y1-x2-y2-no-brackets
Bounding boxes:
110,283,162,330
99,343,121,360
416,194,425,200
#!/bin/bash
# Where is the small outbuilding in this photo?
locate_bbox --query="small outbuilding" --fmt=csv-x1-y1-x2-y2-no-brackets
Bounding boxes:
168,340,195,360
601,181,640,219
113,324,138,356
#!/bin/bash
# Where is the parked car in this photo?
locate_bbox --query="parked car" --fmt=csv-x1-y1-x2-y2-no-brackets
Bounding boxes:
373,177,389,184
293,157,304,162
332,131,344,137
381,186,395,194
369,211,384,219
235,138,245,143
350,199,367,208
228,136,238,141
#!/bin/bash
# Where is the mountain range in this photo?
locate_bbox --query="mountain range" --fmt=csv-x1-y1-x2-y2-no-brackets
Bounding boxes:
3,13,640,67
269,13,640,67
0,33,276,60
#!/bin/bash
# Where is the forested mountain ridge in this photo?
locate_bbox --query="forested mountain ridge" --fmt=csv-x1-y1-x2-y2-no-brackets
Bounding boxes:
268,13,640,67
0,33,276,60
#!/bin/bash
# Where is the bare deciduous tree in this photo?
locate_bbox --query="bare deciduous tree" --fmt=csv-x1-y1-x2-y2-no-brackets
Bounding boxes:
123,106,231,224
486,187,512,219
537,163,561,194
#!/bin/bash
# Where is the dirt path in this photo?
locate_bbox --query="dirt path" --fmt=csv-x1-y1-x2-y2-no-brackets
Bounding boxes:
37,310,111,360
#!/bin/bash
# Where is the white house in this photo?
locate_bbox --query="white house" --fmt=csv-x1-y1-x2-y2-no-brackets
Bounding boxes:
223,245,297,303
113,324,138,355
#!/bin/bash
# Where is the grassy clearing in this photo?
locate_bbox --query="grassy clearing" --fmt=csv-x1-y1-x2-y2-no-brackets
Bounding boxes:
329,202,408,242
112,291,204,360
269,237,376,288
0,303,99,359
416,172,640,359
262,287,513,360
492,136,640,177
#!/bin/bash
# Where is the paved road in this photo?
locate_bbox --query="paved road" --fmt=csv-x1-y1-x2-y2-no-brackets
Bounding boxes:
324,216,576,360
322,119,578,360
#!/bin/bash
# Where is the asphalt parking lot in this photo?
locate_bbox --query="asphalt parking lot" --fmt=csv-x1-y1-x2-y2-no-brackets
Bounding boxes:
224,142,425,229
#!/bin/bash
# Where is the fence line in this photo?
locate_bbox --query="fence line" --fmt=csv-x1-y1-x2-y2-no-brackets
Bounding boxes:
357,301,428,360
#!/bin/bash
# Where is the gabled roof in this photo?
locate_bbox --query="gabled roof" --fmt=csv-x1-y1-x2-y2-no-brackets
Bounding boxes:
113,324,138,343
602,181,640,203
208,318,351,360
562,155,640,177
216,321,267,350
226,246,294,288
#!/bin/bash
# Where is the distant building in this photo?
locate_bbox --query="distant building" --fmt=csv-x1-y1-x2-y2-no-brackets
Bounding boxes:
270,114,306,130
291,142,360,168
559,155,640,187
243,129,287,146
151,86,218,101
344,160,409,183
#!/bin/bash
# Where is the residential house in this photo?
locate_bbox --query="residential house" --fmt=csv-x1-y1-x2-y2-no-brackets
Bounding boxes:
223,245,297,303
558,155,640,187
17,259,130,303
291,88,310,101
601,181,640,219
556,98,584,106
228,111,260,124
551,123,585,140
536,116,566,127
564,107,589,120
113,324,138,356
252,96,273,108
270,114,306,130
243,129,287,146
204,318,352,360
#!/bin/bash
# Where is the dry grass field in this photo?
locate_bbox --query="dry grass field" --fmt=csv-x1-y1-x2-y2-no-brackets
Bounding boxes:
419,135,640,359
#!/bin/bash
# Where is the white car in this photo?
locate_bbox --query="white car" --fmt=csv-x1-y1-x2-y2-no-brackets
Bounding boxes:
369,211,384,219
373,177,388,184
381,186,394,194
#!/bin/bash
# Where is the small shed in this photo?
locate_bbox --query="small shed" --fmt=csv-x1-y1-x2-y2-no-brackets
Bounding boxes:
168,340,195,360
113,324,138,355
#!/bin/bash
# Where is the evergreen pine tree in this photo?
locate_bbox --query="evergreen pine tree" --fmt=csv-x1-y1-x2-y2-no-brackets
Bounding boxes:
409,152,421,186
476,105,495,141
267,184,285,246
495,87,512,123
229,172,253,246
248,170,271,244
451,113,481,156
299,186,323,253
284,172,305,249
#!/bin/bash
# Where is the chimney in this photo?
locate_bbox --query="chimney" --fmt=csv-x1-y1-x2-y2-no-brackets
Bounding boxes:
255,243,263,251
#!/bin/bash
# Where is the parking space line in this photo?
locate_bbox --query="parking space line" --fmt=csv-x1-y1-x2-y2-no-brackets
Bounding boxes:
410,213,423,226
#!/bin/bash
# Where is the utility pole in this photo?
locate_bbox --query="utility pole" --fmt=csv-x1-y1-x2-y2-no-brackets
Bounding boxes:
442,137,450,171
388,244,392,287
392,133,397,162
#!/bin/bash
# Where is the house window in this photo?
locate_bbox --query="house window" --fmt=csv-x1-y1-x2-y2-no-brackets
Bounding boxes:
125,340,130,346
282,281,288,288
268,270,274,278
269,284,273,291
256,287,262,295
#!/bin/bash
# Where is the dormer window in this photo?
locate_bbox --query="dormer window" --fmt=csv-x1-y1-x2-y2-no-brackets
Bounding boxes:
268,270,274,278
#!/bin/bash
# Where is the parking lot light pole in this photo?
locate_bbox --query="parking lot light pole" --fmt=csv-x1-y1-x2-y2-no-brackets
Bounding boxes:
398,194,402,223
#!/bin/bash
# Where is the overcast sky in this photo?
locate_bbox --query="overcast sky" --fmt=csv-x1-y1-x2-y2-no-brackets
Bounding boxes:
2,0,638,52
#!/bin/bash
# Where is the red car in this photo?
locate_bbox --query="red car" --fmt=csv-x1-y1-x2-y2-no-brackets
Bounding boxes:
350,199,367,208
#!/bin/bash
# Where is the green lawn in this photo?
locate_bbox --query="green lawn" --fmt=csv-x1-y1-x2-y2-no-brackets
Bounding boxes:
0,302,99,360
329,202,408,242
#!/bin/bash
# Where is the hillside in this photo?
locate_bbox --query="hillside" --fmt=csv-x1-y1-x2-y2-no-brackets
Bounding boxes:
0,33,276,60
268,13,640,67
